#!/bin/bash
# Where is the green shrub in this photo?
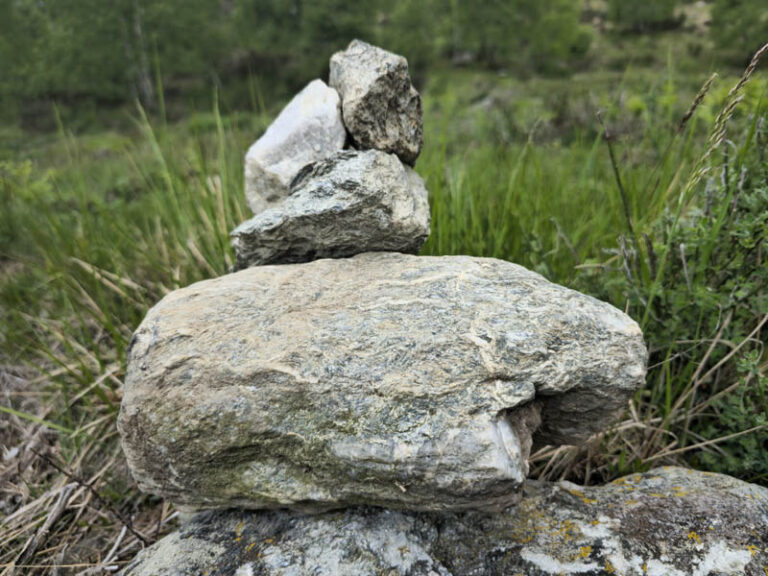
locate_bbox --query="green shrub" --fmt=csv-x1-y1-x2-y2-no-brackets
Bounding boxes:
449,0,592,73
608,0,680,32
598,64,768,480
711,0,768,65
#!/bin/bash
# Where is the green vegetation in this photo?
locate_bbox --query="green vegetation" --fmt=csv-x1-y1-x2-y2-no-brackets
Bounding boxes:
1,0,595,127
607,0,678,32
711,0,768,64
12,0,768,127
1,0,766,571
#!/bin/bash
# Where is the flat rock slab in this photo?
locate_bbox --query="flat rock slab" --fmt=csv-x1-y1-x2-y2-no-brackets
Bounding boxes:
244,79,346,214
330,40,423,165
118,253,646,512
122,467,768,576
232,150,430,269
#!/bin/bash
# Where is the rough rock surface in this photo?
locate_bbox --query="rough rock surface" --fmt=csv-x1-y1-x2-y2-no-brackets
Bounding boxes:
232,150,430,269
329,40,423,165
244,79,346,214
118,252,646,512
123,467,768,576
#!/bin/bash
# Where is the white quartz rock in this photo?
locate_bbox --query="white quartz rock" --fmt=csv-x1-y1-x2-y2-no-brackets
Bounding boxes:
244,79,346,214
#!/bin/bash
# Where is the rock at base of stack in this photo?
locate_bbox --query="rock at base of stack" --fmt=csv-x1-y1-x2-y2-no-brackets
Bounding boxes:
122,467,768,576
232,150,430,269
118,252,646,513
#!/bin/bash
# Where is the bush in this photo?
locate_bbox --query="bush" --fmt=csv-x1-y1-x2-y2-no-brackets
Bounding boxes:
599,63,768,480
450,0,591,73
607,0,680,32
711,0,768,65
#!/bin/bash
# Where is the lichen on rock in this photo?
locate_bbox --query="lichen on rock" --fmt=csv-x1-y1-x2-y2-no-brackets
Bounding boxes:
122,467,768,575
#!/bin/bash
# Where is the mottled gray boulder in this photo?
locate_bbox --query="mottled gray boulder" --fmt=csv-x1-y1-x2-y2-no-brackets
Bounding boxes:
232,150,430,269
118,253,646,512
244,79,346,214
330,40,423,165
123,467,768,576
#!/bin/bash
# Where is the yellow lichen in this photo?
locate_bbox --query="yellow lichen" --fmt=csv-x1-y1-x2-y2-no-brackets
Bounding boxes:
566,488,597,505
672,486,689,498
575,546,592,559
605,560,615,573
746,544,759,557
687,531,701,544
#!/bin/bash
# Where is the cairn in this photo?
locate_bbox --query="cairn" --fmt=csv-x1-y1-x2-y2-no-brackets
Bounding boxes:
119,41,768,575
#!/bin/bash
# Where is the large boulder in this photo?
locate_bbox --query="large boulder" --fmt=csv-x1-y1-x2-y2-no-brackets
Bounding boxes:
244,79,346,214
118,253,646,512
231,150,430,269
123,467,768,576
329,40,423,165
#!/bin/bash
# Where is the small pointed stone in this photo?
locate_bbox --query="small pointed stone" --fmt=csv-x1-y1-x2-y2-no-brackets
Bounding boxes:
244,79,346,214
330,40,423,165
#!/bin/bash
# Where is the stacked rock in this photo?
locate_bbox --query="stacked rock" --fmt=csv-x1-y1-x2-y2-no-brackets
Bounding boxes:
233,40,428,269
119,41,768,576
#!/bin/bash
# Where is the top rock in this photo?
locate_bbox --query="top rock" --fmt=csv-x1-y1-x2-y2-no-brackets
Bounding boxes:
244,79,346,214
330,40,423,165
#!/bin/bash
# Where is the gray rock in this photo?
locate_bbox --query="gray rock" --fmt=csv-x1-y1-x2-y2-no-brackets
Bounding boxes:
122,467,768,576
231,150,430,269
244,79,346,214
118,253,646,512
329,40,423,165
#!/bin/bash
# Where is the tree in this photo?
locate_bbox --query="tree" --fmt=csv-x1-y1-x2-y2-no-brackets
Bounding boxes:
450,0,591,73
607,0,679,32
711,0,768,65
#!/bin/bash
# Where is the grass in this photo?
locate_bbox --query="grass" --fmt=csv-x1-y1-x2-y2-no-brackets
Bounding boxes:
1,29,767,574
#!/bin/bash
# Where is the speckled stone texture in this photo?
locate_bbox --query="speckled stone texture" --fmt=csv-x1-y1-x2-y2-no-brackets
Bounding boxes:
244,79,346,214
122,467,768,576
231,150,430,269
118,252,646,512
330,40,423,165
